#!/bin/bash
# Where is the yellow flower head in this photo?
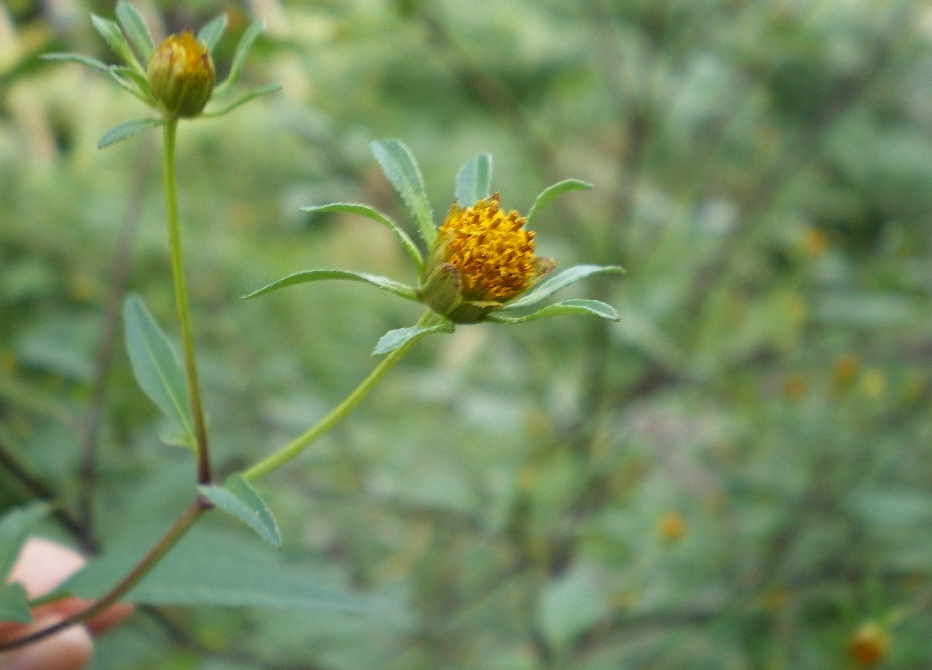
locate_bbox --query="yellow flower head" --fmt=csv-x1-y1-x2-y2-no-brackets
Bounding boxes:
420,193,555,323
147,30,215,118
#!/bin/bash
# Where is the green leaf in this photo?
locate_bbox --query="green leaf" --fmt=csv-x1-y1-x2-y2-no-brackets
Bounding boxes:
40,52,110,73
123,294,195,448
199,475,281,548
486,299,619,324
0,583,32,624
526,179,593,225
213,20,265,97
98,118,163,149
301,203,423,271
65,527,375,612
197,13,229,52
90,14,144,73
244,269,420,303
370,140,436,248
455,153,492,205
502,264,624,311
0,502,51,577
201,83,282,118
372,321,454,356
115,1,154,63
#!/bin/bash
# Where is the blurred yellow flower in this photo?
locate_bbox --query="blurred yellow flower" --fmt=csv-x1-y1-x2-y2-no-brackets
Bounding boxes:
850,622,889,668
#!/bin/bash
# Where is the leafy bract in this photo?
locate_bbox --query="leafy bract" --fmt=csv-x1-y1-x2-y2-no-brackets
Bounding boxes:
91,14,143,74
0,583,32,624
486,299,619,324
202,83,282,118
501,264,624,311
526,179,593,225
98,118,163,149
197,13,228,52
123,294,195,449
0,503,50,578
244,269,419,303
372,321,454,356
214,20,265,97
301,203,424,271
115,1,154,63
455,153,493,205
370,140,436,248
199,475,281,548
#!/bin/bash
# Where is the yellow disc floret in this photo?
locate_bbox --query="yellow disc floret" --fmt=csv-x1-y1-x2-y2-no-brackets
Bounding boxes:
438,193,537,302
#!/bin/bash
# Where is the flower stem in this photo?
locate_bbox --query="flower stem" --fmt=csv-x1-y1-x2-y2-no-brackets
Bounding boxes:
162,118,211,484
0,495,212,652
242,311,437,482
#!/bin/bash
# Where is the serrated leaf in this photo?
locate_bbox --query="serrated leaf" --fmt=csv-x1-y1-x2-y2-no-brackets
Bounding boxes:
65,527,375,612
0,502,51,577
91,14,143,73
0,583,33,623
116,1,154,62
199,476,281,548
455,153,492,205
372,321,454,355
40,52,111,72
98,118,163,149
486,299,619,324
244,269,419,303
502,264,624,311
201,83,282,118
213,20,264,97
197,13,228,52
526,179,593,225
123,294,195,448
370,140,436,247
301,203,423,271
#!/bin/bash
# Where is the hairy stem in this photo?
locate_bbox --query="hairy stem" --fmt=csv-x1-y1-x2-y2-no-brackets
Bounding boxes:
162,119,211,484
242,311,436,482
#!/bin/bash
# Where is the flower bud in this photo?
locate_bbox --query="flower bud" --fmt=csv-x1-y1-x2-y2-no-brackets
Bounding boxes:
147,30,215,118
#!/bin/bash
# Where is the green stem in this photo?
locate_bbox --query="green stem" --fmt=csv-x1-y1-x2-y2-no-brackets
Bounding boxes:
243,311,437,482
0,495,212,652
162,118,211,484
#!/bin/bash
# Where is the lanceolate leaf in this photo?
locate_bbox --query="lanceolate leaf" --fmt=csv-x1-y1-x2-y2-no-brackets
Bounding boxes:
199,476,282,548
98,118,163,149
502,264,624,311
40,52,110,73
526,179,593,225
301,203,423,271
486,299,619,324
370,140,436,248
115,1,154,63
123,294,195,448
0,583,32,624
0,503,50,577
244,270,420,303
372,321,454,356
455,153,493,205
214,20,265,97
197,13,229,52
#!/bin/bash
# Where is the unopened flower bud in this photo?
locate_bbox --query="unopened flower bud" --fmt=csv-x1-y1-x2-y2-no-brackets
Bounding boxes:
147,30,215,118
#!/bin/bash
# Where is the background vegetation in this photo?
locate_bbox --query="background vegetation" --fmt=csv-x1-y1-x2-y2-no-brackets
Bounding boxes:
2,0,932,668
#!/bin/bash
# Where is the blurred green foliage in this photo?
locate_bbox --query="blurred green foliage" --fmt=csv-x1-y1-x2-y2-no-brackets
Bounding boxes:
2,0,932,668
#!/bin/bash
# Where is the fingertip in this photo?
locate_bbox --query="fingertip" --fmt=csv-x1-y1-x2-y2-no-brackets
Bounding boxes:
0,615,93,670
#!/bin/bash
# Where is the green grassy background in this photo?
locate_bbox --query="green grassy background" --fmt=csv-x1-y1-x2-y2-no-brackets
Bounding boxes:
2,0,932,667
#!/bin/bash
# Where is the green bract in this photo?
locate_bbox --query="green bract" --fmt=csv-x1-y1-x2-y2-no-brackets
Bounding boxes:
246,140,624,354
41,1,280,147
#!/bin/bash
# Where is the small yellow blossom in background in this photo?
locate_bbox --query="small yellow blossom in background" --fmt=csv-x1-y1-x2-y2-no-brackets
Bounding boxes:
849,622,889,668
657,512,687,542
801,227,829,257
147,30,216,118
832,352,860,389
861,368,886,399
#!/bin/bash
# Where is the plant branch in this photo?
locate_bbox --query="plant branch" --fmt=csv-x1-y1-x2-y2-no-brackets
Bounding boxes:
242,311,437,482
0,495,212,653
